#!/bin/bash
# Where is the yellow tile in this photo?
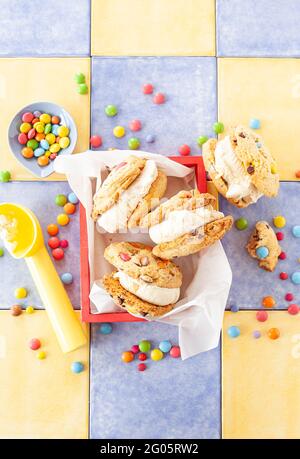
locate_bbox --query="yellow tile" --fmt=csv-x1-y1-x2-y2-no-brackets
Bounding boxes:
0,58,90,181
91,0,215,56
223,311,300,439
218,58,300,181
0,311,89,439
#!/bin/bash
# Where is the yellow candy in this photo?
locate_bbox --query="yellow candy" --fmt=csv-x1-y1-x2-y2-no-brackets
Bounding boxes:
57,126,69,137
59,137,70,149
14,287,27,299
49,143,61,154
45,133,56,145
26,306,34,314
40,113,51,124
34,122,45,133
45,150,51,157
57,213,70,226
151,349,163,361
20,122,31,133
37,351,46,360
271,163,277,174
273,215,286,228
113,126,126,138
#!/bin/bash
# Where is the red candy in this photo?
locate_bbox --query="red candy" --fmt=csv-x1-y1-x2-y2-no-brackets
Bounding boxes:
153,92,165,104
143,83,153,94
52,248,64,260
29,338,41,350
170,346,181,358
279,272,288,280
28,128,36,140
18,133,28,145
288,304,299,315
48,237,60,249
285,293,294,302
49,153,57,160
131,344,139,354
178,144,191,156
138,363,147,371
90,135,102,148
129,119,142,131
22,112,34,123
276,232,284,241
138,353,147,361
60,239,69,249
279,251,286,260
119,252,131,261
256,310,268,322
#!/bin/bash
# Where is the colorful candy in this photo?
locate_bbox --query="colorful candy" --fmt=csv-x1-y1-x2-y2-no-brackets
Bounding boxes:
268,328,280,340
279,251,286,260
138,363,147,371
18,133,28,145
122,351,134,363
288,304,299,315
22,112,34,123
151,349,163,361
146,134,155,143
113,126,125,138
74,73,85,84
249,118,261,129
256,246,269,259
55,194,67,207
71,362,84,373
29,338,41,350
178,144,191,156
291,272,300,285
48,237,60,249
279,272,288,280
60,272,73,285
47,223,59,236
197,136,208,146
138,353,147,361
285,293,294,302
26,306,34,314
227,325,240,338
22,147,34,159
256,310,268,322
0,170,11,182
139,340,151,353
230,305,239,313
143,83,153,94
131,345,140,354
128,137,140,150
262,296,276,308
292,226,300,238
170,345,181,358
98,323,113,335
90,135,102,148
64,203,76,215
10,305,22,316
253,330,261,339
105,105,118,117
60,239,69,249
129,119,142,131
52,248,64,261
159,340,172,353
153,93,165,104
295,170,300,179
0,247,4,257
273,215,286,228
235,217,248,230
77,83,88,95
14,287,27,299
37,351,46,360
68,192,79,204
213,122,224,134
57,214,70,226
38,155,50,167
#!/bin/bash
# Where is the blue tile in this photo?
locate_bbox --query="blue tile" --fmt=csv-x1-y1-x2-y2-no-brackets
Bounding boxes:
220,182,300,309
0,0,90,56
90,322,220,439
91,57,217,156
0,182,80,309
217,0,300,57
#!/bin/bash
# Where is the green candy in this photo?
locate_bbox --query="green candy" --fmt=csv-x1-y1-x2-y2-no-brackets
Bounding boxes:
197,135,208,146
128,137,140,150
139,340,151,353
235,218,248,231
77,83,88,95
55,194,67,207
27,139,39,150
44,123,52,135
0,247,4,257
74,72,85,84
0,170,11,182
213,122,225,134
105,104,118,117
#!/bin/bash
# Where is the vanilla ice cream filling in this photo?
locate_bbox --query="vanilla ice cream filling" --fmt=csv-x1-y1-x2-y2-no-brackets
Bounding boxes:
97,160,158,232
214,135,262,202
114,271,180,306
149,206,224,244
0,215,18,252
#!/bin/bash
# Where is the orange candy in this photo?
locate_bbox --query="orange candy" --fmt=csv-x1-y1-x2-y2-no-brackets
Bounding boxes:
35,133,45,141
31,117,39,124
64,203,76,215
268,327,280,340
47,223,59,236
22,147,34,158
56,136,61,143
295,170,300,179
37,155,49,167
51,115,60,124
121,351,134,363
262,296,276,308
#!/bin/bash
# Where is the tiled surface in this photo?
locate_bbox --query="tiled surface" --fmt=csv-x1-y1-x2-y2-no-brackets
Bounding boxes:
91,57,217,156
90,322,220,439
0,0,90,57
0,182,80,309
223,311,300,439
0,311,89,439
220,182,300,310
91,0,215,56
0,58,90,181
217,0,300,57
218,58,300,181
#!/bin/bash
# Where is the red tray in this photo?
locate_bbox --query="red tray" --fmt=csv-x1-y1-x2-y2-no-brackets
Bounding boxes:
80,155,206,323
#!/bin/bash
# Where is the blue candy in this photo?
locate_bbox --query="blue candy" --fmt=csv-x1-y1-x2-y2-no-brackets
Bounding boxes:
227,325,240,338
230,305,239,313
40,139,49,150
71,361,84,374
98,323,113,335
34,147,45,157
291,272,300,285
146,134,155,143
253,330,261,339
292,226,300,238
68,192,79,204
60,272,73,285
249,118,261,129
51,124,59,135
256,246,269,259
159,340,172,353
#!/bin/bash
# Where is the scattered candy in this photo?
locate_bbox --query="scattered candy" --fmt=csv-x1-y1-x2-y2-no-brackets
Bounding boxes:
143,83,153,94
279,251,286,260
131,345,139,354
256,246,269,259
139,340,151,353
29,338,41,350
52,248,64,261
151,349,163,361
57,214,70,226
0,170,11,182
230,304,239,313
105,105,118,117
55,194,67,207
288,304,299,315
98,323,113,335
90,135,102,148
197,135,208,146
48,237,60,249
0,247,4,257
113,126,125,138
159,340,172,353
295,170,300,179
227,325,240,338
77,83,88,95
146,134,155,143
262,296,276,308
213,122,224,134
268,328,280,340
74,73,85,84
128,137,140,150
22,112,34,123
10,305,22,316
138,363,147,371
18,133,28,145
71,361,84,373
235,217,248,230
170,345,181,358
129,119,142,132
249,118,261,129
37,351,46,360
273,215,286,228
14,287,27,299
26,306,34,314
47,223,59,236
60,239,69,249
271,164,277,174
64,203,76,215
291,272,300,285
256,310,268,322
60,272,73,285
122,351,134,363
153,93,165,104
292,226,300,238
279,272,288,280
178,144,191,156
68,192,79,204
285,293,294,302
253,330,261,339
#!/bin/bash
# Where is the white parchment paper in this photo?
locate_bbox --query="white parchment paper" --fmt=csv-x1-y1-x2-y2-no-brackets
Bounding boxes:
54,150,232,359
